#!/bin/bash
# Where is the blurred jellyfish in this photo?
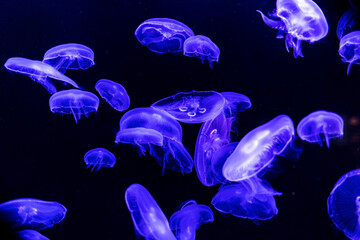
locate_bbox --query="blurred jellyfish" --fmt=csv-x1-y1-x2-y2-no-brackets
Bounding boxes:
14,230,49,240
221,92,252,119
125,183,176,240
169,200,214,240
210,142,238,184
49,89,100,123
135,18,195,53
257,0,328,58
84,148,116,171
296,110,344,147
95,79,130,112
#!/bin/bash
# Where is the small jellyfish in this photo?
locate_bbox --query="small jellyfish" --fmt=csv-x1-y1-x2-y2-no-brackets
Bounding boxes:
169,200,214,240
95,79,130,112
43,43,95,74
328,169,360,240
223,115,295,182
221,92,252,119
49,89,100,123
135,18,195,53
257,0,328,58
183,35,220,68
151,91,225,124
125,183,176,240
14,230,49,240
84,148,116,171
0,198,66,231
296,110,344,147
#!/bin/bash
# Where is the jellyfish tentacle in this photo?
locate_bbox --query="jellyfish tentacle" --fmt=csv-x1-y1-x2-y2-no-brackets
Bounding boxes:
256,10,285,31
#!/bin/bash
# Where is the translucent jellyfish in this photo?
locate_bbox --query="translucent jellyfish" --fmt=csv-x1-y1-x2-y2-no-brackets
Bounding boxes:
211,177,281,221
0,198,66,230
221,92,252,119
169,200,214,240
49,89,100,123
95,79,130,112
43,43,95,74
296,110,344,148
223,115,295,182
210,142,238,184
183,35,220,68
115,107,193,173
135,18,195,53
14,230,49,240
328,169,360,240
151,91,225,124
125,183,176,240
257,0,328,58
4,57,79,94
84,148,116,171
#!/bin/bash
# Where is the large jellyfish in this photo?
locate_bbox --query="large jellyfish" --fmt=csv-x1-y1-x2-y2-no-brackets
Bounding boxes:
125,183,176,240
257,0,328,58
84,148,116,171
14,230,49,240
95,79,130,112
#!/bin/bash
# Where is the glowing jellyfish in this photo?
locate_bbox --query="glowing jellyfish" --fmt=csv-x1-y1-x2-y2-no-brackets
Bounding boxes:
257,0,328,58
151,91,225,124
296,110,344,147
84,148,116,171
183,35,220,68
328,169,360,240
221,92,252,118
95,79,130,112
169,200,214,240
49,89,100,123
43,43,95,74
135,18,195,53
115,107,193,174
14,230,49,240
223,115,295,182
125,183,176,240
0,198,66,230
210,142,238,184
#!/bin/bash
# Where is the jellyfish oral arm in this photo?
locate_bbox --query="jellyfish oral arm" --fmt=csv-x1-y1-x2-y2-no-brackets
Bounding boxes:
257,10,285,31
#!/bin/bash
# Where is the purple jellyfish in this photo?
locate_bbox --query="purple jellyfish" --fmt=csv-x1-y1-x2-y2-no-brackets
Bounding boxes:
95,79,130,112
84,148,116,171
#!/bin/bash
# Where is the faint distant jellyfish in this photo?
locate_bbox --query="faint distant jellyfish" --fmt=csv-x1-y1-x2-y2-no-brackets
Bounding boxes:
169,200,214,240
14,230,49,240
183,35,220,68
84,148,116,171
257,0,328,58
151,91,225,124
296,110,344,148
125,184,176,240
221,92,252,119
0,198,66,230
43,43,95,74
135,18,195,53
223,115,295,182
95,79,130,112
49,89,100,123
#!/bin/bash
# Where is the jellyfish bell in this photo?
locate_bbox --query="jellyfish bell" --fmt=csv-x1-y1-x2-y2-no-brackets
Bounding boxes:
84,148,116,171
95,79,130,112
14,230,49,240
221,92,252,118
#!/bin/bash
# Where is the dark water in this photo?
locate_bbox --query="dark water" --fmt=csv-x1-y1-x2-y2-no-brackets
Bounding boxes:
0,0,358,239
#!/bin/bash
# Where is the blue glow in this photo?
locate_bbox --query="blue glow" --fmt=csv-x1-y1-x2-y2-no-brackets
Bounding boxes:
84,148,116,171
221,92,252,118
14,230,49,240
95,79,130,112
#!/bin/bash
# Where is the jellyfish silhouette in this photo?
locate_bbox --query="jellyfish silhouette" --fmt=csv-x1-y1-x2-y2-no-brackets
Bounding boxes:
95,79,130,112
14,230,49,240
257,0,328,58
84,148,116,171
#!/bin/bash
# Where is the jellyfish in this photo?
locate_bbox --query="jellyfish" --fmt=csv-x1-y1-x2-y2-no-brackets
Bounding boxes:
95,79,130,112
151,91,225,124
257,0,328,58
84,148,116,171
4,57,79,94
221,92,252,119
42,43,95,74
135,18,195,53
49,89,100,123
222,115,295,182
0,198,66,231
115,107,193,174
183,35,220,68
125,183,176,240
169,200,214,240
14,230,49,240
296,110,344,148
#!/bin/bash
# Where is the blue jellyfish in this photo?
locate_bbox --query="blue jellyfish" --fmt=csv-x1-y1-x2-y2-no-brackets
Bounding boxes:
222,115,295,182
84,148,116,171
0,198,66,231
125,183,176,240
95,79,130,112
49,89,100,123
210,142,238,184
42,43,95,74
296,110,344,148
169,200,214,240
115,107,193,174
14,230,49,240
135,18,195,53
4,57,79,94
151,91,225,124
183,35,220,68
328,169,360,240
257,0,328,58
221,92,252,119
